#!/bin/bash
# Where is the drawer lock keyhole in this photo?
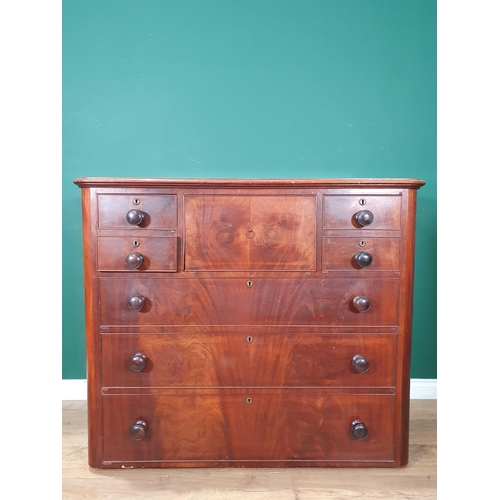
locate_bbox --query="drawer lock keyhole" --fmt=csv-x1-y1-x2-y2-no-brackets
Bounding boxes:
246,398,252,404
246,280,253,288
246,336,253,343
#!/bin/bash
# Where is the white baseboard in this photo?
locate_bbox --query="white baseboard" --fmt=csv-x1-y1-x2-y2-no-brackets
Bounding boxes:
62,379,87,401
62,378,437,401
409,378,437,399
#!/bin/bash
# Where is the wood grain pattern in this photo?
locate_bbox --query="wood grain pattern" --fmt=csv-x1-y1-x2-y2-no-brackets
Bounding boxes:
74,178,425,469
101,394,396,465
323,194,402,230
97,193,177,229
322,237,400,271
62,399,436,499
101,333,397,388
97,236,177,272
184,195,316,271
99,277,400,326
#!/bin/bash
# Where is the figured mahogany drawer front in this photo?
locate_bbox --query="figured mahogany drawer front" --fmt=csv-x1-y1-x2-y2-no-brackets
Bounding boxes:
102,394,396,463
99,277,399,326
97,236,177,272
322,237,400,271
98,194,177,229
184,195,316,271
323,195,401,230
101,333,397,388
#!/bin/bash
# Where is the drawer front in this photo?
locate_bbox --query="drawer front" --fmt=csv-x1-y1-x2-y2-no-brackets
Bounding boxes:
99,278,400,326
322,237,400,271
323,195,401,230
101,333,397,388
184,195,316,271
97,236,177,272
98,194,177,229
102,394,395,463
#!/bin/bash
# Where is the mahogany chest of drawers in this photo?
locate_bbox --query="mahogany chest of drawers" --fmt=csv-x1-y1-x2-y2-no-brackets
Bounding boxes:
74,177,425,468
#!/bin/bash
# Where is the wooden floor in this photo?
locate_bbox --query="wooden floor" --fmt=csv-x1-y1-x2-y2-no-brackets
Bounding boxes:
62,399,436,499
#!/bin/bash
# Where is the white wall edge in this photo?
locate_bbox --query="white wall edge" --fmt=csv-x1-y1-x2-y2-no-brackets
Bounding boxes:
62,378,437,401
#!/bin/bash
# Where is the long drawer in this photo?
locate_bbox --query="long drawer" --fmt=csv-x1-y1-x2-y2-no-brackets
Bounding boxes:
101,333,397,388
99,277,400,326
102,394,396,464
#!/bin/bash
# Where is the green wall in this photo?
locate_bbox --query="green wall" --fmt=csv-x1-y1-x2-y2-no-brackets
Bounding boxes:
63,0,436,379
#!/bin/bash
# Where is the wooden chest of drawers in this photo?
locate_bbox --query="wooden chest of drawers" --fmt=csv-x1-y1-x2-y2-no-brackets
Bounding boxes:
74,177,424,468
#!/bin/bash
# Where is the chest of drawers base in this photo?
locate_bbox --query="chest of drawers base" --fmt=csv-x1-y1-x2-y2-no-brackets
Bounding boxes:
74,177,424,468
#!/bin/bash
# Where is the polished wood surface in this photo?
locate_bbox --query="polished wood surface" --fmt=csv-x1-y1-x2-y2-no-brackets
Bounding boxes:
101,394,396,465
322,237,400,271
97,193,177,229
184,194,316,271
62,399,436,499
323,194,402,230
99,277,400,326
97,236,177,272
101,333,397,388
75,178,424,468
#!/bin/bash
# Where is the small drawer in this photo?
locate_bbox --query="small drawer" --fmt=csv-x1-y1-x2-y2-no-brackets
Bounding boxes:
97,194,177,229
323,195,401,230
97,236,177,272
322,237,400,271
101,333,397,388
102,394,396,463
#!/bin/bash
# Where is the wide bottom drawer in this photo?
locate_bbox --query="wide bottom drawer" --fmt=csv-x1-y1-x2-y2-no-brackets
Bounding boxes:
102,394,396,465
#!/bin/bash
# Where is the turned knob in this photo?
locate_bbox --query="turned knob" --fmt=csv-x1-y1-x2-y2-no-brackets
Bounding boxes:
353,296,371,312
126,209,145,226
351,420,368,439
354,210,374,227
351,354,370,373
130,420,148,440
354,251,373,268
130,353,146,371
125,252,144,269
128,294,145,311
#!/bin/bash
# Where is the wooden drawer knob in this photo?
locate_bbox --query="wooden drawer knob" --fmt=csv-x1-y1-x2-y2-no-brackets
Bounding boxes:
354,251,373,268
130,420,148,440
129,353,146,371
353,296,371,312
351,420,368,439
125,252,144,269
128,294,145,311
354,210,374,227
351,354,370,373
126,209,145,226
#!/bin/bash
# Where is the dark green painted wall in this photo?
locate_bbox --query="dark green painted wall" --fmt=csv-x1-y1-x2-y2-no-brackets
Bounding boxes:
62,0,436,379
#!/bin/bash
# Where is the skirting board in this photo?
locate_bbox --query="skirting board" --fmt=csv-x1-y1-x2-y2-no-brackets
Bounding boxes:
62,378,437,401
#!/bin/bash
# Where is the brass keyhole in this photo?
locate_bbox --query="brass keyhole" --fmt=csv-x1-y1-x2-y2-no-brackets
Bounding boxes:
132,240,140,247
359,198,367,206
246,336,253,343
246,280,253,288
246,398,252,404
359,240,366,247
133,198,141,205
